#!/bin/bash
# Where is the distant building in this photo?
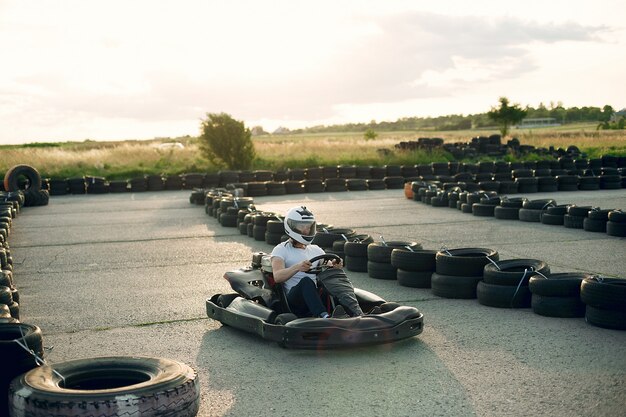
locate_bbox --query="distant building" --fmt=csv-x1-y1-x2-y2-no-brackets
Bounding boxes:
516,117,561,129
272,126,290,135
250,126,268,136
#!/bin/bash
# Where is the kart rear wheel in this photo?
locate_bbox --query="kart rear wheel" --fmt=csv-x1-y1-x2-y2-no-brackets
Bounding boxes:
274,313,298,325
217,293,239,308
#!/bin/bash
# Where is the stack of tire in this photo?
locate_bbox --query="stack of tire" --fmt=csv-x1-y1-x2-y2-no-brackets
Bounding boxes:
478,259,549,308
494,197,524,220
253,212,280,241
540,204,570,226
265,218,286,245
528,272,589,318
1,195,20,322
3,165,49,206
325,233,371,263
583,208,612,233
344,238,372,272
391,249,437,288
367,241,422,280
311,228,356,261
606,209,626,237
564,205,592,229
519,199,555,223
432,248,499,299
580,276,626,330
85,176,108,194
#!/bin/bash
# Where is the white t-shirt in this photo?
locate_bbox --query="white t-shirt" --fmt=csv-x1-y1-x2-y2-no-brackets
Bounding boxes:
271,240,325,293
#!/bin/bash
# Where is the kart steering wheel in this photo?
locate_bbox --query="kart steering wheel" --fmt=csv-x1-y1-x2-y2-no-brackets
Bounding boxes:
307,253,342,274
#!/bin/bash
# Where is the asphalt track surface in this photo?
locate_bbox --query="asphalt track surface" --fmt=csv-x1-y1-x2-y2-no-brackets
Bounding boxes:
9,188,626,417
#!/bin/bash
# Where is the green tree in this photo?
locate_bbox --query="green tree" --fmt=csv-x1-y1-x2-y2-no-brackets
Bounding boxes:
364,128,378,140
487,97,528,137
199,113,255,170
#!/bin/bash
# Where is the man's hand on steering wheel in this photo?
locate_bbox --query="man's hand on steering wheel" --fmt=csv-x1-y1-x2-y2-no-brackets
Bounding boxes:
307,253,343,274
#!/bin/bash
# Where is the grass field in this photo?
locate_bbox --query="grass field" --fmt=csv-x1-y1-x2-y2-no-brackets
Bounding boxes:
1,123,624,179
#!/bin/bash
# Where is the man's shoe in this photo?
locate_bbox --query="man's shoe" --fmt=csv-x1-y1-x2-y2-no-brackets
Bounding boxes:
331,305,349,318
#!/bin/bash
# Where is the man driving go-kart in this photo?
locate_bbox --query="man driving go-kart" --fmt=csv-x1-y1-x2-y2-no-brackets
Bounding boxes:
270,206,366,318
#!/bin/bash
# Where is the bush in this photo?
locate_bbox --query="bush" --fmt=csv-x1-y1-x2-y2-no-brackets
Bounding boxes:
198,113,256,170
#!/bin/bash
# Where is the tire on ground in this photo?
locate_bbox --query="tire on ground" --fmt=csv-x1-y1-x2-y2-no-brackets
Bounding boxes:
476,281,531,308
3,165,42,192
435,248,498,276
431,273,482,299
580,277,626,311
9,356,200,417
483,259,550,286
531,294,585,318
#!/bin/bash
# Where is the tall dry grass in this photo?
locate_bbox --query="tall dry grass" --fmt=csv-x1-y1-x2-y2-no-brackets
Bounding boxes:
1,124,624,179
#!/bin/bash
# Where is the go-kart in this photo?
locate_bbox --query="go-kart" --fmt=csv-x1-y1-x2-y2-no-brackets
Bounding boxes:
206,252,424,349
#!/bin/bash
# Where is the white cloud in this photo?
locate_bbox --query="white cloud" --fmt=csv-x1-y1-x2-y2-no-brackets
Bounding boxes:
0,0,623,143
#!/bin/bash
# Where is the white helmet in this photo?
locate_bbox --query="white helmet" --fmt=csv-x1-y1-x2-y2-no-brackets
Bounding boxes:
284,206,316,245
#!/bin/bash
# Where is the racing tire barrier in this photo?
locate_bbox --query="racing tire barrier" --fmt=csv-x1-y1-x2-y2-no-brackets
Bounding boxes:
8,356,201,417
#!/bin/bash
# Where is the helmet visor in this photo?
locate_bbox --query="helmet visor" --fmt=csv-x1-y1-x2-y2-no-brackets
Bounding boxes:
287,219,316,237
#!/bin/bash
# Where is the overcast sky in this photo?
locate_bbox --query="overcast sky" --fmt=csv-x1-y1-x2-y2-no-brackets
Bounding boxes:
1,0,624,144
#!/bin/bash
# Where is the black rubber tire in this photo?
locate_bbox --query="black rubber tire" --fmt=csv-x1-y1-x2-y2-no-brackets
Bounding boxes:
246,223,254,237
494,206,519,220
431,273,482,299
518,208,542,222
483,259,550,286
219,213,238,227
476,281,531,308
583,217,607,233
435,248,499,277
531,294,585,318
3,165,42,192
367,241,421,264
606,221,626,237
585,305,626,330
567,205,592,217
265,231,284,245
522,199,556,210
217,293,240,308
580,277,626,311
0,303,10,318
253,225,267,241
274,313,298,325
546,205,570,215
390,249,437,272
472,203,495,217
397,269,432,288
345,255,368,272
541,213,564,225
529,273,590,297
312,228,356,248
266,219,285,234
344,241,370,257
0,285,12,305
461,203,473,213
607,210,626,223
367,261,397,280
563,214,585,229
9,356,200,417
